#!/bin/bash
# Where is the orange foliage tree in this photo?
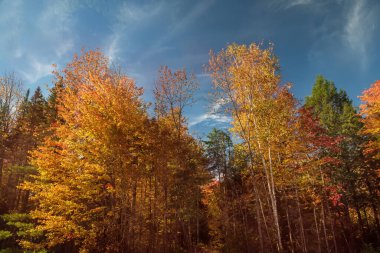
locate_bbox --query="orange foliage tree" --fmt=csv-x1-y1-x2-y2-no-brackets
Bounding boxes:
360,80,380,159
20,50,209,253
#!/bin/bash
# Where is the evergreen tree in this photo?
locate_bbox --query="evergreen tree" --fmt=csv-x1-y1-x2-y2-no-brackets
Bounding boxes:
305,75,377,249
305,75,360,136
204,128,233,181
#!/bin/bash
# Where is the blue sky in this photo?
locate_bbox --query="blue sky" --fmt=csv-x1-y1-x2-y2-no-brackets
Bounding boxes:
0,0,379,136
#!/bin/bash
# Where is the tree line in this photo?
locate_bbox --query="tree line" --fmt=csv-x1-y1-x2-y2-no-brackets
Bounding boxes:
0,43,378,253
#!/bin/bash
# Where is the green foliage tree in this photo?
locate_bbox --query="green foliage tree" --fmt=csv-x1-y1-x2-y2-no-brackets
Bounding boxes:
204,128,233,181
305,75,360,136
0,45,378,253
305,75,378,249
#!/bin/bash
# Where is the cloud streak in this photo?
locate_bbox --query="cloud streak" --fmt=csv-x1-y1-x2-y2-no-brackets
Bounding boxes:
189,99,230,127
104,1,167,63
189,113,230,127
284,0,313,9
0,0,78,84
344,0,375,68
307,0,377,71
137,0,215,64
20,57,54,84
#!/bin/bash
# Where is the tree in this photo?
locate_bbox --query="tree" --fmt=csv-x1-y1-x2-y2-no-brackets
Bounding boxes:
203,129,258,252
0,73,22,201
305,75,375,251
154,65,207,251
359,80,380,236
4,87,49,212
204,128,233,181
360,80,380,159
305,75,360,136
154,65,199,135
22,50,147,252
297,106,343,253
208,42,299,252
0,82,53,251
21,51,209,253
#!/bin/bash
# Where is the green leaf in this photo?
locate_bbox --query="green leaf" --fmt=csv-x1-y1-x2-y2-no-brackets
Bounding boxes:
0,230,12,240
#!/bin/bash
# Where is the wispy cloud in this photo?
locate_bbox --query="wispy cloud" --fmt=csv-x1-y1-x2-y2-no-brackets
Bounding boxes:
189,113,230,127
344,0,375,68
284,0,313,9
0,0,23,55
271,0,314,10
55,39,74,58
307,0,377,71
20,57,54,84
137,0,215,63
189,99,230,127
116,1,164,26
0,0,78,84
37,0,76,58
106,34,120,63
104,1,167,63
102,0,216,93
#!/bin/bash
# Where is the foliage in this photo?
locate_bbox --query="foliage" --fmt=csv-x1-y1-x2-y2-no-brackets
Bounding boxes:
0,46,378,253
360,80,380,158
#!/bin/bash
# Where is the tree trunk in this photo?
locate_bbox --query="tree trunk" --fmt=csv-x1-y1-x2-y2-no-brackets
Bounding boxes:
286,200,295,253
321,202,330,253
268,147,282,252
296,188,307,253
0,150,4,198
254,187,264,253
326,203,338,253
313,206,322,253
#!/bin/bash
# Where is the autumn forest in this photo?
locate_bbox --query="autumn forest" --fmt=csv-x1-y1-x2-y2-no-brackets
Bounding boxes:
0,44,379,253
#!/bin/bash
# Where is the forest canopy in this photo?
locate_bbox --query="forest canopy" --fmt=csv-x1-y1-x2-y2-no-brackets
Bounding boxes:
0,44,379,253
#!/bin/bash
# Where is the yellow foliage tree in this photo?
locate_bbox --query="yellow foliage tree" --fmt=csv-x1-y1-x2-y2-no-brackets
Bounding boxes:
20,50,209,253
208,43,299,252
22,50,147,252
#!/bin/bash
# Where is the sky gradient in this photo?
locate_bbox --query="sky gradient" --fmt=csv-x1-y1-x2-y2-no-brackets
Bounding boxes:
0,0,379,136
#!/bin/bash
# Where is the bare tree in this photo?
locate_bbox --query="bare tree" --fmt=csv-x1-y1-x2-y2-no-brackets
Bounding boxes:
154,66,200,250
154,65,199,135
0,72,22,194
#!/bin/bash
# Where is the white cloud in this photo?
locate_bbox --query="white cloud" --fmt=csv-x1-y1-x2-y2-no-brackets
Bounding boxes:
189,98,230,127
271,0,314,10
0,0,23,54
0,0,78,84
55,39,74,58
37,0,75,56
20,57,53,83
103,1,167,64
344,0,374,68
307,0,377,71
106,34,120,63
189,113,230,127
38,0,74,31
285,0,313,9
116,1,164,26
137,0,215,63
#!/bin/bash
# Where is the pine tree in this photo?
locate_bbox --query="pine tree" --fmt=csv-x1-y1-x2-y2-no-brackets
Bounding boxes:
305,75,373,251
